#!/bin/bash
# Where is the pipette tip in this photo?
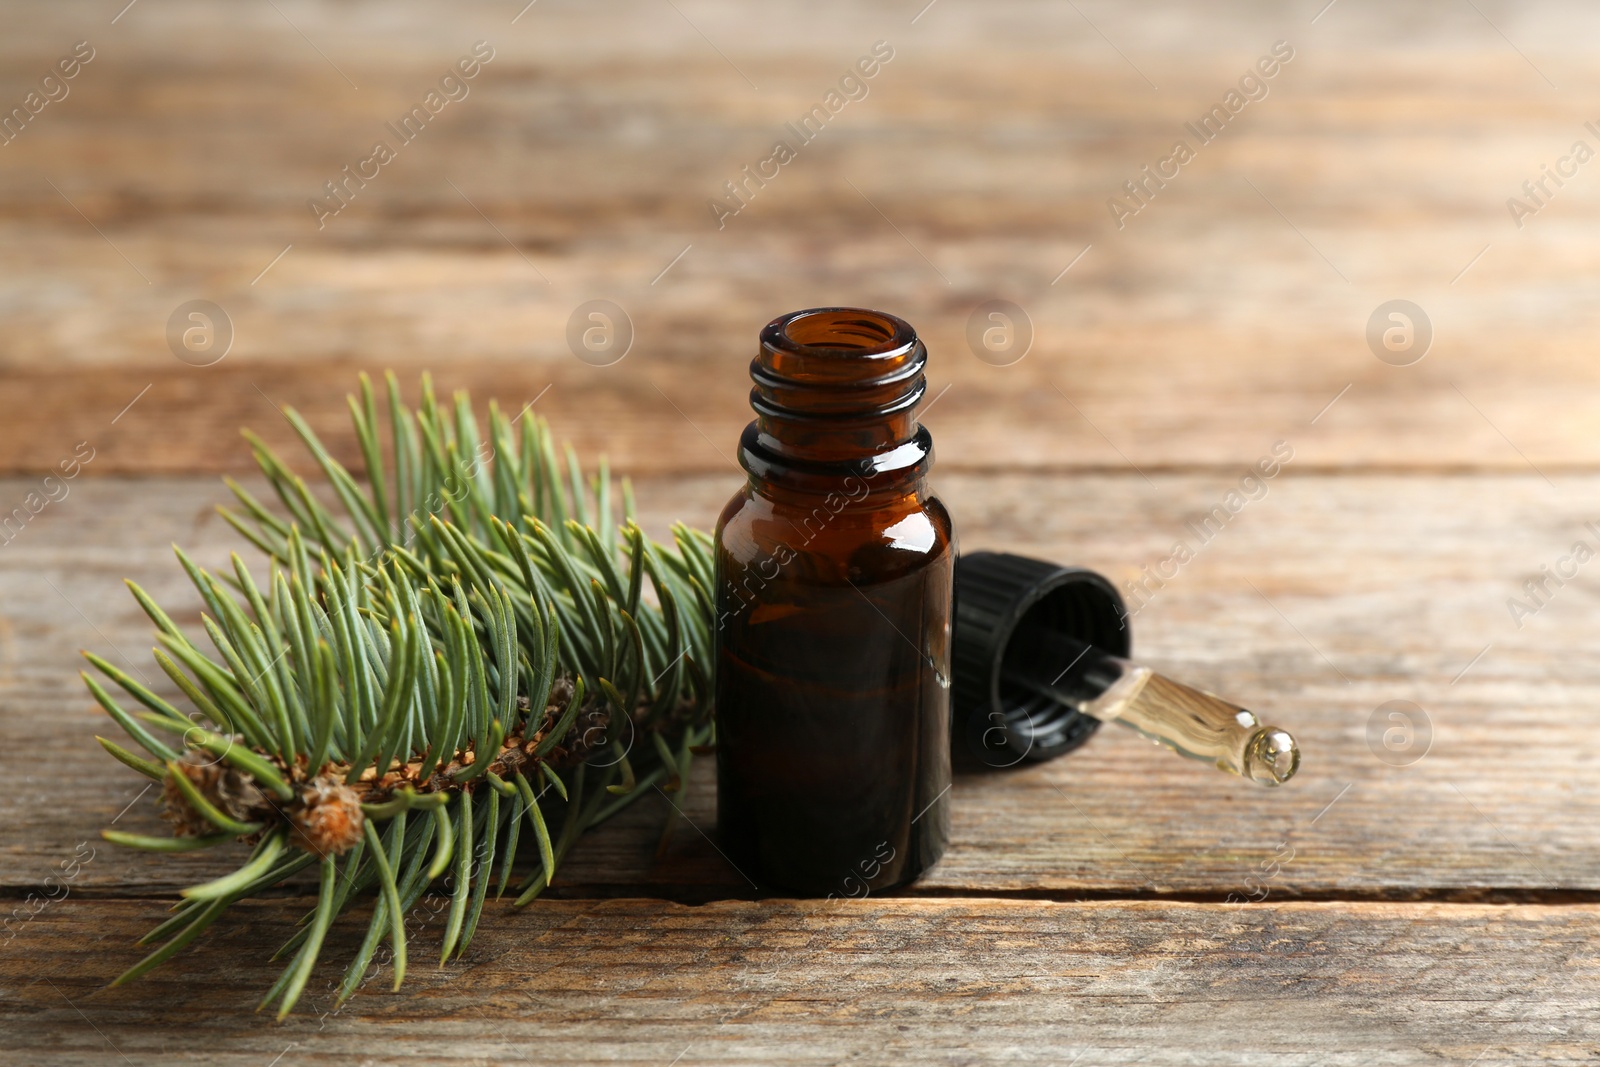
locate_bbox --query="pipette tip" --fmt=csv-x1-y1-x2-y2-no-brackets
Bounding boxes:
1243,726,1300,786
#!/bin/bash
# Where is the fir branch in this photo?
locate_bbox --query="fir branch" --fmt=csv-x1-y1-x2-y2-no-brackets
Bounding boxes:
87,375,715,1016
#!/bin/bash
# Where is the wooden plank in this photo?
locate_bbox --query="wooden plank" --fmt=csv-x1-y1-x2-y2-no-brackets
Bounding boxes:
3,896,1595,1064
3,5,1600,471
8,357,1600,479
4,471,1595,898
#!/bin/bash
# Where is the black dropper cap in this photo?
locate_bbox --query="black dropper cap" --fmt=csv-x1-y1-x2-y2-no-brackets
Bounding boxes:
952,551,1130,767
952,551,1300,784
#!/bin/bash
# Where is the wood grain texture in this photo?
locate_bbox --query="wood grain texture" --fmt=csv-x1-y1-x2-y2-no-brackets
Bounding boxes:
2,2,1600,473
5,0,1600,1059
5,470,1595,900
4,897,1595,1066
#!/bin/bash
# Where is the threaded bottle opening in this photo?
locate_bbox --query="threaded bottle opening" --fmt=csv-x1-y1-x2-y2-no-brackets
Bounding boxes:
742,307,932,486
757,308,924,409
777,308,908,355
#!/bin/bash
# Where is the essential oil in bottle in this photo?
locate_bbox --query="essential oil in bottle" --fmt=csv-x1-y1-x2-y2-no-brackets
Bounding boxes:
714,307,953,897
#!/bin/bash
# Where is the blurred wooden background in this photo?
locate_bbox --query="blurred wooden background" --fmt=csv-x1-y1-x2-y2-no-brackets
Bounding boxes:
3,1,1600,1063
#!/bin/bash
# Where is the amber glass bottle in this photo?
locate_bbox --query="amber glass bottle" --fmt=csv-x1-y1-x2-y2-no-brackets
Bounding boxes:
714,307,953,896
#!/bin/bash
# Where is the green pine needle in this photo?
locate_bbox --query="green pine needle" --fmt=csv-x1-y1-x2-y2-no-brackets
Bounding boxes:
88,374,715,1014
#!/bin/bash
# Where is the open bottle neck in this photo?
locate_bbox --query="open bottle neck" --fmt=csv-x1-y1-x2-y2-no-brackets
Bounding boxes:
740,307,933,495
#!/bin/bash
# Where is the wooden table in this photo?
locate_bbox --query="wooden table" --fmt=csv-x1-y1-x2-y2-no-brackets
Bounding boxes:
3,1,1598,1062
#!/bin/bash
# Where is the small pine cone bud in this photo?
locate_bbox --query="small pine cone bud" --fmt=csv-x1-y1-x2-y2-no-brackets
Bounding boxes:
162,771,215,839
289,776,365,856
161,749,266,838
544,677,576,717
546,701,612,771
530,676,576,740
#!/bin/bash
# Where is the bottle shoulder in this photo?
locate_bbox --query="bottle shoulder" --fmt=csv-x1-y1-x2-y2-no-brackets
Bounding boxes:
716,480,954,580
